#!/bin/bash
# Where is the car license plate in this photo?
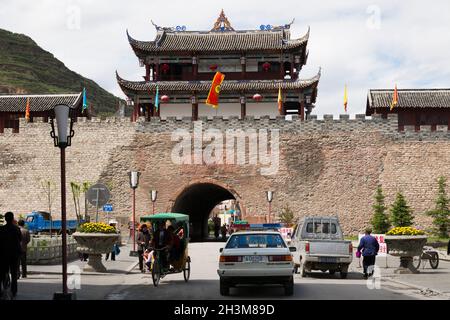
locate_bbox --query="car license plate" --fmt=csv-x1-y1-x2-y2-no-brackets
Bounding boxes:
244,255,263,263
319,257,337,263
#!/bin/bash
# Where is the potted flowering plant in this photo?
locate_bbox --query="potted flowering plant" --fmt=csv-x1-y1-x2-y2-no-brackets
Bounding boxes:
385,227,427,274
73,222,119,272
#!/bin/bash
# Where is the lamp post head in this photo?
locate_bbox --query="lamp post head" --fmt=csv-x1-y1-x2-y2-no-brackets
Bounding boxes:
266,191,274,203
50,104,75,148
151,190,158,202
128,171,140,189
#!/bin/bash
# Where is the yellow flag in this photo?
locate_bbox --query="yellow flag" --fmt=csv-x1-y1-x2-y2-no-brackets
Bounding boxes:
343,85,348,112
277,86,282,113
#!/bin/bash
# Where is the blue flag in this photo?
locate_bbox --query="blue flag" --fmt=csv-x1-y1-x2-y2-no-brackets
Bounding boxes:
154,86,159,112
82,88,88,112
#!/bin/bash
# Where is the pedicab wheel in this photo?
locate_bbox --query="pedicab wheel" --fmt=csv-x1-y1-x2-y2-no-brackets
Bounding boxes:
152,260,161,287
429,252,439,269
183,256,191,282
412,256,421,270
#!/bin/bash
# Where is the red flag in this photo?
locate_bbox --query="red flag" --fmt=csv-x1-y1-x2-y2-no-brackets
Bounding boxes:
206,72,225,109
25,97,30,121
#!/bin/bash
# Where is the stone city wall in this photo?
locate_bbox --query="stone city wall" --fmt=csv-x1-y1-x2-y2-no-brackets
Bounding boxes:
0,114,449,235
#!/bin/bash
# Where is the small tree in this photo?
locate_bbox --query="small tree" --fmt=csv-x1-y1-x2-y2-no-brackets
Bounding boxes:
70,182,82,224
425,176,450,238
39,180,55,214
279,205,295,226
370,186,390,233
390,192,414,227
81,181,92,221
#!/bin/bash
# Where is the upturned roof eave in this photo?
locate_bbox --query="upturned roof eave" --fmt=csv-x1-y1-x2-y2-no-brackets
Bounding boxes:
116,71,320,97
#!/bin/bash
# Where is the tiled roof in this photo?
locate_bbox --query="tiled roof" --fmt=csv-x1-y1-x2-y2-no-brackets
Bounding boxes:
0,94,82,112
116,71,320,94
127,28,309,54
367,89,450,109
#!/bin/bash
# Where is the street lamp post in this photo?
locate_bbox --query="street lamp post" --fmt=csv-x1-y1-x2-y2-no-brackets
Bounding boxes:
266,191,274,223
128,171,140,256
50,104,75,300
150,190,158,214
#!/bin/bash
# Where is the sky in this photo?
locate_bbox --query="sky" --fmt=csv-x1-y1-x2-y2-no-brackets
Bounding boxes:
0,0,449,116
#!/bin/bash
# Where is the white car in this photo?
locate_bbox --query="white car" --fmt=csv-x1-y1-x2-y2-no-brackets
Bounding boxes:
217,231,296,296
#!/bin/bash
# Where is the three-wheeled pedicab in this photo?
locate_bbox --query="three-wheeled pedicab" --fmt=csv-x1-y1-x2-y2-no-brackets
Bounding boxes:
140,213,191,287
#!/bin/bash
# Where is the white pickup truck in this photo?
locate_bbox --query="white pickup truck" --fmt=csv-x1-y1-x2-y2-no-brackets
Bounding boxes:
291,216,353,279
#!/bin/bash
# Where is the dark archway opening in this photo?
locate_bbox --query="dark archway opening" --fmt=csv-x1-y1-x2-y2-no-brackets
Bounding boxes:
171,183,236,241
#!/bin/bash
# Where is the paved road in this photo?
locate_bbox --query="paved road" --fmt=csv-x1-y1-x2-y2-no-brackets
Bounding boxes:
16,242,450,300
101,242,423,300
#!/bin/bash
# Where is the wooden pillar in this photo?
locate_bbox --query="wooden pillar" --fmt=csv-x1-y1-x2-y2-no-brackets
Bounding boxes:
191,95,198,121
240,56,246,80
133,103,139,122
147,104,151,121
192,56,198,80
155,103,160,118
280,56,285,78
145,64,150,81
240,96,246,119
154,63,160,81
0,116,4,133
300,101,305,121
299,95,305,121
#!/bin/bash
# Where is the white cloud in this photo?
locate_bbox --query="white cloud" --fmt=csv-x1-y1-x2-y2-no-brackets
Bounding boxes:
0,0,449,115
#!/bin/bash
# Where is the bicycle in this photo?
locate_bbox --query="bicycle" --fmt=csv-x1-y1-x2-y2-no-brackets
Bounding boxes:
412,246,439,270
151,245,191,287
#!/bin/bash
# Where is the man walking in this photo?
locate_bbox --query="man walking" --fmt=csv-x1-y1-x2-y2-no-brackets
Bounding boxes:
213,215,221,240
17,220,30,278
0,212,22,298
357,227,380,279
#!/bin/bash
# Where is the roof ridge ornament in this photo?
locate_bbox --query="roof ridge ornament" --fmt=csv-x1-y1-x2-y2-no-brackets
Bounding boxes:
211,9,234,31
151,20,174,32
273,18,295,31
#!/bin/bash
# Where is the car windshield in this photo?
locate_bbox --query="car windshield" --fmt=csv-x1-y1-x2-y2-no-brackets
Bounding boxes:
26,216,34,222
225,234,286,249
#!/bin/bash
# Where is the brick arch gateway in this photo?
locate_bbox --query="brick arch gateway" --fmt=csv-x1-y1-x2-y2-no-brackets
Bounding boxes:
170,181,245,241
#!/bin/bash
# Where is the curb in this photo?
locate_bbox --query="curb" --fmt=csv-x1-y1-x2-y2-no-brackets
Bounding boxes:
126,262,139,274
384,276,450,299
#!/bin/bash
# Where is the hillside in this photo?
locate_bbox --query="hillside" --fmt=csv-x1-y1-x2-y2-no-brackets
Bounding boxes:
0,28,121,116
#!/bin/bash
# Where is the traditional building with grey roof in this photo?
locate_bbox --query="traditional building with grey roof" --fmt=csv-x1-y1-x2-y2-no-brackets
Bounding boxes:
117,10,320,121
0,93,83,133
366,89,450,131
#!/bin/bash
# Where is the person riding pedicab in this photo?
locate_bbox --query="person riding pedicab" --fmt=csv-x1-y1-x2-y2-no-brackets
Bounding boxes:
150,222,173,271
167,225,181,265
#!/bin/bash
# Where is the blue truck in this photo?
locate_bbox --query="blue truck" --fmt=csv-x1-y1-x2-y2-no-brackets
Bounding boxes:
25,211,82,234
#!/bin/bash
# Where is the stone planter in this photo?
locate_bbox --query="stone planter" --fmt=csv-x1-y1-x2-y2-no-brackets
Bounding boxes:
73,232,119,272
385,235,427,274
